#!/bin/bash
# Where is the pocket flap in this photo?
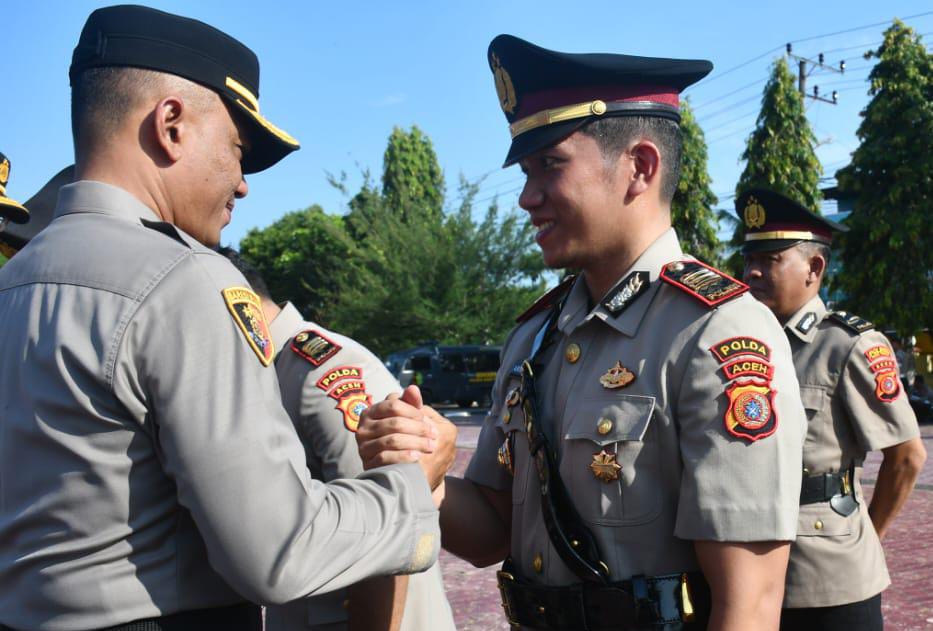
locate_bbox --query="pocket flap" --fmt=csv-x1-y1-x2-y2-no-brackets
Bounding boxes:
797,503,853,536
799,385,827,412
564,394,656,446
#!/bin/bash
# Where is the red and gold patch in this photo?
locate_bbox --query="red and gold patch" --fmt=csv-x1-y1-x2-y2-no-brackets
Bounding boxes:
660,260,748,307
291,329,341,367
222,287,274,366
327,385,372,432
316,365,363,392
709,337,772,363
864,345,892,363
721,358,774,381
873,369,900,403
723,380,778,442
869,359,897,374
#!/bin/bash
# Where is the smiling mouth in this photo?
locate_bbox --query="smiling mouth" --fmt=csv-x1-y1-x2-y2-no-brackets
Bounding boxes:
534,220,555,239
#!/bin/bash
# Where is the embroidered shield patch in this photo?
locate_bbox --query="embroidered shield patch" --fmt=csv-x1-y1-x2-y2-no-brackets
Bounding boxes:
874,369,900,402
724,380,777,442
328,386,372,432
222,287,274,366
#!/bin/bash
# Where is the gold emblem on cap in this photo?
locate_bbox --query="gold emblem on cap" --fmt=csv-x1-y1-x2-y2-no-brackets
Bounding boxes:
599,361,635,389
744,196,766,229
0,159,9,187
590,100,607,115
590,450,622,482
597,418,613,435
491,53,517,115
565,343,581,364
532,553,544,573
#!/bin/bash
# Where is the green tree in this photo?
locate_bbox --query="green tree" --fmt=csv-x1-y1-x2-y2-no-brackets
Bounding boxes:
726,57,823,274
835,21,933,335
672,100,720,264
381,126,445,224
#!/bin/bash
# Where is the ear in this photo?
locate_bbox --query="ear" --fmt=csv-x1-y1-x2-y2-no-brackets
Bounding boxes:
151,96,187,164
626,139,661,199
807,251,827,284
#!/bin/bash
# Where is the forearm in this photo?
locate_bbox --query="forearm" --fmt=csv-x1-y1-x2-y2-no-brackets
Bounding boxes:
440,476,510,567
348,575,409,631
695,540,789,631
869,437,926,538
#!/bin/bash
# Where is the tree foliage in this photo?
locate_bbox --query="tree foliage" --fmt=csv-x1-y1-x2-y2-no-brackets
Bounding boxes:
835,21,933,335
727,57,823,274
240,126,546,356
671,100,720,264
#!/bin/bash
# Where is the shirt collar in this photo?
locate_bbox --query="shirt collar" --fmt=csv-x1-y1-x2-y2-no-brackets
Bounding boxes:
784,294,827,344
55,180,161,223
269,301,307,357
558,227,683,337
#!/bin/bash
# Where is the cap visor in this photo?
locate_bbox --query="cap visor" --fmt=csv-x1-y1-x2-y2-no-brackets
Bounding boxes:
0,197,29,224
741,239,807,255
225,96,300,174
503,118,589,167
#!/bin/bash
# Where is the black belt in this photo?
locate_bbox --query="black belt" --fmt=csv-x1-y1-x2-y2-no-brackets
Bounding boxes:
0,602,261,631
497,562,710,630
799,471,847,505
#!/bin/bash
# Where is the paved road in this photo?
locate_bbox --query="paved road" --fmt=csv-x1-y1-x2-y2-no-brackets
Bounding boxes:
439,418,933,630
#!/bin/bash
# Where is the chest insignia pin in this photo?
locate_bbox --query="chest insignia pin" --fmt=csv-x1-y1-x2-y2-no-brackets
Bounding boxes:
599,361,636,389
590,450,622,482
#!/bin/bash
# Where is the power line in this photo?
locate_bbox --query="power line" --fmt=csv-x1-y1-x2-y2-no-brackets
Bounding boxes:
697,93,763,123
692,77,766,111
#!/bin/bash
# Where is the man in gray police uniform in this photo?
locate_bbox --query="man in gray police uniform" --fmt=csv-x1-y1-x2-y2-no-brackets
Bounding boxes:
220,248,457,631
740,188,926,631
0,6,454,631
358,35,807,630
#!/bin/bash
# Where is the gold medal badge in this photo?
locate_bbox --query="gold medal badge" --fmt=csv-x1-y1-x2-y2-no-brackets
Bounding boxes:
590,449,622,482
599,361,636,389
222,287,274,366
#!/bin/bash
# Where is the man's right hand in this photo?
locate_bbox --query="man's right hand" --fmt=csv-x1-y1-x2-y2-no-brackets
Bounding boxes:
357,385,457,491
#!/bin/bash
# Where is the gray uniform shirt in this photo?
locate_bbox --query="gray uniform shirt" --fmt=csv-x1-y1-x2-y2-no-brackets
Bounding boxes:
467,228,805,586
0,181,439,631
783,295,920,608
265,303,455,631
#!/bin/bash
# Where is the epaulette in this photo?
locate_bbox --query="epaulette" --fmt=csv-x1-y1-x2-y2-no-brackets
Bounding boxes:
828,311,874,334
659,259,747,307
516,274,576,323
290,329,341,366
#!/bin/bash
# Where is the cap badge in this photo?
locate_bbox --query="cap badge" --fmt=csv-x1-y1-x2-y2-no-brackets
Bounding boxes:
0,159,9,187
491,52,517,115
599,361,636,389
743,196,766,229
590,450,622,482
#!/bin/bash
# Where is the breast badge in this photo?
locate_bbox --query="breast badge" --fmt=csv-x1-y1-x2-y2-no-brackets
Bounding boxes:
723,380,777,442
590,450,622,482
599,361,636,389
222,287,274,366
497,436,514,475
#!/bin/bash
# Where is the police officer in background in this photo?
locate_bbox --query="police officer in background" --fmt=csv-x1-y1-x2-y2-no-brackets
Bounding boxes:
740,189,926,631
0,151,32,257
0,6,454,631
0,160,74,259
358,35,807,630
219,247,457,631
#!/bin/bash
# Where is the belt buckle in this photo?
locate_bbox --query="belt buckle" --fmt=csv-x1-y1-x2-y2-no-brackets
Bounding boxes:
496,570,521,628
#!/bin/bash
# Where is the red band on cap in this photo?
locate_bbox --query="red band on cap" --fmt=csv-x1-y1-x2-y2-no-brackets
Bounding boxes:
515,84,679,120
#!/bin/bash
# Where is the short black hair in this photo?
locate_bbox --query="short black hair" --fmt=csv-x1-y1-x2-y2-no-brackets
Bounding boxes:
216,246,273,301
578,115,682,203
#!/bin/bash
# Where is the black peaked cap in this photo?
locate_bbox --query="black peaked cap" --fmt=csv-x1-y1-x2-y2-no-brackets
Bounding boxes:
737,188,848,254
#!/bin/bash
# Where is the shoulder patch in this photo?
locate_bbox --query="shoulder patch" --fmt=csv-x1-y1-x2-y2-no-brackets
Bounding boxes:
709,337,772,363
660,260,747,307
315,365,364,392
222,287,274,366
864,344,893,363
724,379,778,442
516,274,576,323
326,382,372,432
828,311,874,334
290,329,341,367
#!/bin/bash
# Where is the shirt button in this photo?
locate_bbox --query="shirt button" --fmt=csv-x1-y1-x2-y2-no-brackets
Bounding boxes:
814,520,823,530
533,553,544,573
565,343,581,364
597,418,613,435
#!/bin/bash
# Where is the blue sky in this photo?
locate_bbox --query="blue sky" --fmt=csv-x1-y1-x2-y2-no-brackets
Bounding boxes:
4,1,932,247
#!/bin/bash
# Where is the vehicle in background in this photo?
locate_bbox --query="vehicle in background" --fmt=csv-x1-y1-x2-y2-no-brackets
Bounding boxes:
385,343,501,408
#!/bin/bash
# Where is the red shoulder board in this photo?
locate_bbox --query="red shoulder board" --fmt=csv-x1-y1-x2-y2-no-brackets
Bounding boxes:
290,329,341,367
516,275,576,323
660,260,747,307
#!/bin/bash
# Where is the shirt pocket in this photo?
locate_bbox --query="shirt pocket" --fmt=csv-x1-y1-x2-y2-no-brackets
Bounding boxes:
562,394,660,526
796,503,853,537
799,385,827,421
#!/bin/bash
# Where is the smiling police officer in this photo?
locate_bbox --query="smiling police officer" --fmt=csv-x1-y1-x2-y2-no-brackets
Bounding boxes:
0,6,451,631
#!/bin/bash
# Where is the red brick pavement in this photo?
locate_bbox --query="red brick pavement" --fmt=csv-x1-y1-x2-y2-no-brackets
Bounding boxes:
441,423,933,630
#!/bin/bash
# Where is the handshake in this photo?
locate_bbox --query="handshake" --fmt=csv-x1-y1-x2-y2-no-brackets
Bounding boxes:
356,385,458,503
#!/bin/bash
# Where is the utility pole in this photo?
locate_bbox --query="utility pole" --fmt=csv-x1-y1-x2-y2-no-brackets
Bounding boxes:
786,44,845,105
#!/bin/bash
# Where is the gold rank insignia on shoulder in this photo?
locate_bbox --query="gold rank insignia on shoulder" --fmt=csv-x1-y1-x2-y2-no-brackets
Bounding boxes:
222,287,274,366
590,450,622,482
291,329,341,367
599,361,635,389
660,260,748,307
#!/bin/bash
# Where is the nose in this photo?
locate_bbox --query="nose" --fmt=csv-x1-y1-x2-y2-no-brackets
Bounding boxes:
743,263,762,283
235,176,249,199
518,177,542,211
